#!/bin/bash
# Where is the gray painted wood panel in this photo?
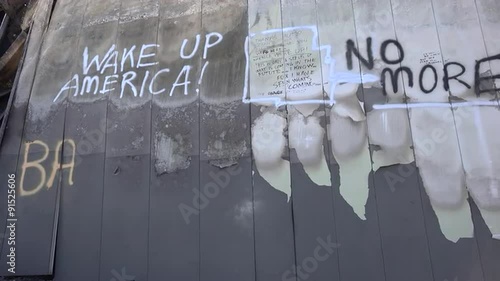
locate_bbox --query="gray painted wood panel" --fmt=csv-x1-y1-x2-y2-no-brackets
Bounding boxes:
350,0,435,279
471,200,500,281
199,1,255,281
0,0,87,275
53,1,120,279
390,0,486,280
0,0,53,265
148,0,201,281
99,1,158,279
457,0,500,280
316,1,387,281
280,1,342,281
246,1,297,280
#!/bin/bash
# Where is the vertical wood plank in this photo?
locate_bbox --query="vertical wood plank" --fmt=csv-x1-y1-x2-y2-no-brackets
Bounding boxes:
279,1,341,281
350,0,435,281
316,1,387,280
391,0,485,281
199,1,255,281
0,0,87,275
99,0,158,280
53,0,121,280
431,1,499,281
247,0,297,280
471,1,500,279
0,0,53,262
148,0,201,280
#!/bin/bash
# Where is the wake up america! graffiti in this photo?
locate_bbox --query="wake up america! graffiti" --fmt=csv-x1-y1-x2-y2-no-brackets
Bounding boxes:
52,28,500,104
53,32,223,102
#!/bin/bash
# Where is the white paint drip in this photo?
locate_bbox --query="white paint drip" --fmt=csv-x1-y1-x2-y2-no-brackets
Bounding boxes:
302,151,331,187
252,111,291,200
432,202,474,243
289,114,323,166
454,106,500,239
335,140,372,220
330,109,371,220
289,114,331,186
258,160,292,201
330,101,368,159
478,209,500,240
410,107,474,241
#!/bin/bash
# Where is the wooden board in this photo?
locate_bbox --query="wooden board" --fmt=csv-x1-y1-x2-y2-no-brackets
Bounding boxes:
99,0,158,280
52,0,120,280
0,0,87,275
431,1,499,281
350,1,435,281
315,1,387,280
198,1,255,281
472,0,500,274
471,200,500,281
246,0,297,280
148,0,201,280
279,1,341,281
472,1,500,279
391,0,485,281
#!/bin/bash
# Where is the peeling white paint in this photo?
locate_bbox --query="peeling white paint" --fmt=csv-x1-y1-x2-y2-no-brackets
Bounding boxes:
252,111,291,200
455,106,500,239
432,202,474,243
289,114,331,186
330,108,371,220
367,109,414,171
411,107,474,241
432,0,500,240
